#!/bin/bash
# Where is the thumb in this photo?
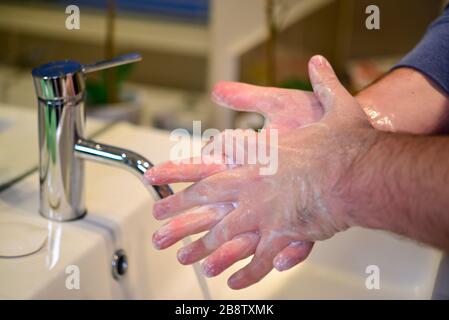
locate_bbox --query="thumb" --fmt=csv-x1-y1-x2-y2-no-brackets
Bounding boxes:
308,55,360,117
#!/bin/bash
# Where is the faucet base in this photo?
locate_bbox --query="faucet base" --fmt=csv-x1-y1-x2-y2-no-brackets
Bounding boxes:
39,209,87,222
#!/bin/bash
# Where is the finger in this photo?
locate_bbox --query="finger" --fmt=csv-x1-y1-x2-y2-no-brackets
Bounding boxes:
308,55,358,113
152,203,234,250
146,128,268,187
212,81,323,127
145,156,229,185
201,232,259,278
177,206,259,265
273,241,314,272
212,81,287,115
227,235,291,290
152,169,245,220
202,129,262,165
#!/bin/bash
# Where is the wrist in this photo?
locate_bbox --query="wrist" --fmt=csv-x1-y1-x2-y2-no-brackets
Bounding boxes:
356,91,395,132
329,127,383,229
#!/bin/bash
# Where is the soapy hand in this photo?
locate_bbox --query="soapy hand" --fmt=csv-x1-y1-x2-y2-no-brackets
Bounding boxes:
145,56,376,289
147,76,326,273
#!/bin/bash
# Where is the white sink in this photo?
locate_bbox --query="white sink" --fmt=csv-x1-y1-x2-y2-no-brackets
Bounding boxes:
208,228,443,299
0,123,207,299
0,121,444,299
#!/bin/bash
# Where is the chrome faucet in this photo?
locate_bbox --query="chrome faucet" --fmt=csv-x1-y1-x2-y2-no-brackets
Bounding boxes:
32,53,173,221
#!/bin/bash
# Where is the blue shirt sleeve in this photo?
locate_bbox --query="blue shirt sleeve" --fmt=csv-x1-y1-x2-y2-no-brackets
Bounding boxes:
392,5,449,95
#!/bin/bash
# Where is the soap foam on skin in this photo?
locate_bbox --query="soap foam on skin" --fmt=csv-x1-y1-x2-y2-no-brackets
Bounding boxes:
153,203,233,250
308,57,335,115
148,55,364,289
201,232,259,277
363,105,396,132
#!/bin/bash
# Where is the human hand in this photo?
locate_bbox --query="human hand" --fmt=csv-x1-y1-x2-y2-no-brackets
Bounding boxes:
146,79,326,274
145,55,375,289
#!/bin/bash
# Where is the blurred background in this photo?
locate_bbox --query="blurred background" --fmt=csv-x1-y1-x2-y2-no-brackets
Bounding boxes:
0,0,448,132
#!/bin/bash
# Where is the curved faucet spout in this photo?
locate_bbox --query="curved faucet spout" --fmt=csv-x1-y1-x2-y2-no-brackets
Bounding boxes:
75,139,173,200
75,138,211,299
32,54,172,222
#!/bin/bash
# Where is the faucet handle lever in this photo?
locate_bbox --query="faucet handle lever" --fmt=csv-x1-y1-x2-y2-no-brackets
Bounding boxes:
82,53,142,74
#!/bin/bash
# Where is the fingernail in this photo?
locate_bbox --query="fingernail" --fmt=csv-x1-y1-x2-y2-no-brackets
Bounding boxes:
273,256,290,272
177,250,187,264
152,235,163,250
152,230,166,250
201,262,216,278
227,274,240,289
153,202,168,220
311,55,328,68
177,247,192,265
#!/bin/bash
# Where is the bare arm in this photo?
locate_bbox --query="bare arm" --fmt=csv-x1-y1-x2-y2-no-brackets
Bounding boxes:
356,68,449,134
337,130,449,251
356,3,449,134
349,66,449,250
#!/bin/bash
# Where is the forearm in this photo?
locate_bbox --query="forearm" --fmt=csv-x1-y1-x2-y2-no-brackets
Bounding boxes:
338,129,449,250
356,68,449,134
